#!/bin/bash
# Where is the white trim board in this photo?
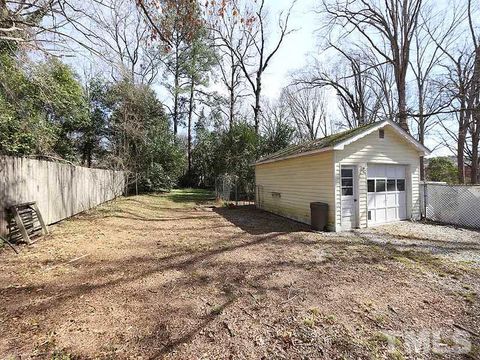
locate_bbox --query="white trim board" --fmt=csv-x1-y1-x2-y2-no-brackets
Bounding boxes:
333,119,431,155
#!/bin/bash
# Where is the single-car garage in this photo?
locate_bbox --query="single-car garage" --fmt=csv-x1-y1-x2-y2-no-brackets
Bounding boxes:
255,120,430,232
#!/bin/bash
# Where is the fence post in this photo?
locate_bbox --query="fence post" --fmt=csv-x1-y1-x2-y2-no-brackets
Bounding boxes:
423,182,428,220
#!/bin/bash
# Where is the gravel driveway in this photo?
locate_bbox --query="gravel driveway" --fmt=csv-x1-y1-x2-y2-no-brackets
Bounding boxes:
353,221,480,266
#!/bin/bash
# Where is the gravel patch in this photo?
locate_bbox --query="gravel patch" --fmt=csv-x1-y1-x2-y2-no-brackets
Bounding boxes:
354,221,480,266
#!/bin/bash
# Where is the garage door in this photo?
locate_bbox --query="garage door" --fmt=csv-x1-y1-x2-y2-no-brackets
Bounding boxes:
367,164,406,225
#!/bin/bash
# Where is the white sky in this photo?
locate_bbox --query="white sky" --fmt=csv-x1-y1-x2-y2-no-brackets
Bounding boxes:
260,0,317,99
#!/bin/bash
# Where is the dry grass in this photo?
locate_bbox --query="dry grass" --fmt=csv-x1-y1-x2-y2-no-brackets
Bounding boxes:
0,189,478,359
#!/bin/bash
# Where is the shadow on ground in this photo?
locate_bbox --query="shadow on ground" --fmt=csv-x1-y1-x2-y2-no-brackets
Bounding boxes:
214,205,309,235
0,191,478,359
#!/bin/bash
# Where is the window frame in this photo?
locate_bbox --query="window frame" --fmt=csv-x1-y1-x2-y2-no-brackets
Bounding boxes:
341,167,354,197
367,177,406,193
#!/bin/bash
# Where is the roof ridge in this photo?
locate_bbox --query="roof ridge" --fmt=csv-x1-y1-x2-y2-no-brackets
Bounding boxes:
257,121,380,164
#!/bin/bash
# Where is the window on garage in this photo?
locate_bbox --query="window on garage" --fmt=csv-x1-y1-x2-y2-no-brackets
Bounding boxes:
387,179,396,191
341,169,354,196
368,180,375,192
376,179,386,192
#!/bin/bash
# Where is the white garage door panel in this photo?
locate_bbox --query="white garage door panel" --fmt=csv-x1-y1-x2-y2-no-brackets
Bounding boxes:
376,209,386,223
368,164,406,178
386,193,396,206
387,207,396,219
368,164,407,225
375,193,386,207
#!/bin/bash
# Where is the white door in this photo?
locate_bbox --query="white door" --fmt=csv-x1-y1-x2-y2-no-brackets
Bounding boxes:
341,166,357,229
367,164,407,225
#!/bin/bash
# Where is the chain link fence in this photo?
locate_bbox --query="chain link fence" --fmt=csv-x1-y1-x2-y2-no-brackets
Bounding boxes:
420,182,480,229
215,174,255,205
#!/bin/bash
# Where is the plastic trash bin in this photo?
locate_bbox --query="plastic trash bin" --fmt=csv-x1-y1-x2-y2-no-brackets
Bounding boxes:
310,202,328,231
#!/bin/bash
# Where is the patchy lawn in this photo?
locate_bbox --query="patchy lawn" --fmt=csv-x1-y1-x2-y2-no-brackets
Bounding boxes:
1,189,479,359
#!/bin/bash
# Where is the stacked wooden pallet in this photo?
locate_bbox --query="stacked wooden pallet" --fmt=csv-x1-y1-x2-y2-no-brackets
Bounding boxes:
7,202,48,244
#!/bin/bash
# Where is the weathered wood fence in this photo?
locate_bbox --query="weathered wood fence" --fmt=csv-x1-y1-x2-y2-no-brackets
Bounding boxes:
0,156,126,237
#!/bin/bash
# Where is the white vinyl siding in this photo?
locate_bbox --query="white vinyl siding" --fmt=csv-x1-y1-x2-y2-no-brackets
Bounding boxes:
255,151,335,228
335,126,422,228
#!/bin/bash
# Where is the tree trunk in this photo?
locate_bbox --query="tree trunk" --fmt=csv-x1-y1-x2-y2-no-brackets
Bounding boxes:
471,132,479,184
419,117,425,180
471,110,480,184
229,53,235,131
253,71,262,134
173,41,180,136
187,78,195,172
229,78,235,131
466,46,480,183
397,79,409,132
418,81,425,180
458,122,467,184
87,147,92,168
173,67,179,135
457,69,468,184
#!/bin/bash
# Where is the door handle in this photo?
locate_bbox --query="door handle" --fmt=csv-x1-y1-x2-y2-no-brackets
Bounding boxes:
354,199,357,202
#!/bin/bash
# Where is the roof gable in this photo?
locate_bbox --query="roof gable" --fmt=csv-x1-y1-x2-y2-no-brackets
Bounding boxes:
255,120,430,165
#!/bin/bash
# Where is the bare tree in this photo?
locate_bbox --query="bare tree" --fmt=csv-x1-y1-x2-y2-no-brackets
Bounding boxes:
1,0,67,47
294,49,385,129
282,84,331,140
261,99,290,134
209,0,296,134
434,0,479,183
322,0,424,132
409,4,462,179
437,45,474,183
0,0,140,60
466,0,480,183
72,0,162,84
205,0,250,130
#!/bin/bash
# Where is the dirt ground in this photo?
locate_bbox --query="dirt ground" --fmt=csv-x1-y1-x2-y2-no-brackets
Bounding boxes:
1,190,479,359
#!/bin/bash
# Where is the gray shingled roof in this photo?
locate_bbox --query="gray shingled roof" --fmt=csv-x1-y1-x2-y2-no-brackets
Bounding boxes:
256,121,381,164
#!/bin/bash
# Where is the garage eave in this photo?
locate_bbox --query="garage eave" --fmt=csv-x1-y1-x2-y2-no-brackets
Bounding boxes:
332,119,431,155
253,147,333,165
254,147,333,166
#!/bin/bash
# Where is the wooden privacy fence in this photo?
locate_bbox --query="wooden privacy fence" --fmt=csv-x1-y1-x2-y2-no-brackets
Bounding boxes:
0,156,126,237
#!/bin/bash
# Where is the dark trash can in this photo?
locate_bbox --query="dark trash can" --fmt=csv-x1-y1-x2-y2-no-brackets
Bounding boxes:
310,202,329,231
